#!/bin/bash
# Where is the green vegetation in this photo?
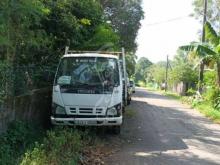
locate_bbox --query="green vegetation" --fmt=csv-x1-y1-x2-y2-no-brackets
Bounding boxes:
140,51,197,90
0,121,101,165
21,128,83,165
147,61,166,85
0,121,45,165
0,0,144,102
181,95,220,124
124,108,136,118
193,0,220,29
137,22,220,122
179,22,220,87
101,0,144,52
143,88,220,123
194,101,220,123
163,92,182,100
0,1,144,164
135,57,153,83
135,13,220,123
169,50,198,86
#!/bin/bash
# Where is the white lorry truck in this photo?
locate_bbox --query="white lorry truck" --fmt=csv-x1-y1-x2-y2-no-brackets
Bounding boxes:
51,47,128,134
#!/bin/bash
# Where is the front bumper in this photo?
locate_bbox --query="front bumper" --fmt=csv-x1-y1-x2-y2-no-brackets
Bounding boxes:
51,116,123,126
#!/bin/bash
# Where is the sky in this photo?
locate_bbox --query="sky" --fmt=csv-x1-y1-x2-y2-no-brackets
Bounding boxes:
136,0,201,63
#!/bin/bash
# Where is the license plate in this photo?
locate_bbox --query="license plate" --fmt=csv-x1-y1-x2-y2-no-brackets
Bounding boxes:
75,120,88,125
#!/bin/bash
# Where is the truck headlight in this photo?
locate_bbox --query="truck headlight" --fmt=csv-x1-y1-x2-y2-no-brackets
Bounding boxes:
106,103,122,117
107,107,117,116
52,103,66,115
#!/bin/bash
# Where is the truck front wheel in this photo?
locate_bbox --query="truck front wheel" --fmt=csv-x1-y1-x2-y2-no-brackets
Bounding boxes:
112,126,121,134
127,97,131,105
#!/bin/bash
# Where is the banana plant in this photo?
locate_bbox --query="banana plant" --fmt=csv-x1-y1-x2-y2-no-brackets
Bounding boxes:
179,42,216,91
205,22,220,87
179,21,220,88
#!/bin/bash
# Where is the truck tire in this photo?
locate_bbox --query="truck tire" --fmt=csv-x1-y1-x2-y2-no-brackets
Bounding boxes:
127,98,131,105
125,99,128,106
122,105,125,113
112,126,121,134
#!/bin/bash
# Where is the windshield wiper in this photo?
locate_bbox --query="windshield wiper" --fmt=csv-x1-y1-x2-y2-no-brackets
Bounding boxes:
74,81,90,86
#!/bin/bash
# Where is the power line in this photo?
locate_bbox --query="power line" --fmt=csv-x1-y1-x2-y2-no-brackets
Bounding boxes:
145,15,190,26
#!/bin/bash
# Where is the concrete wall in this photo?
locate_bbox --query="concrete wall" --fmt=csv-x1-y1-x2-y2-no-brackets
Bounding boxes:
172,82,187,96
0,101,14,134
0,88,52,134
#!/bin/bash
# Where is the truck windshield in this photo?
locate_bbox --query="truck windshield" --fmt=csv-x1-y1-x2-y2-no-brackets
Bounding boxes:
55,57,120,93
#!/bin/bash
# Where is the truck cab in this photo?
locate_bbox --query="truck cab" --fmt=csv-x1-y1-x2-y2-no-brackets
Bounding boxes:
51,52,123,133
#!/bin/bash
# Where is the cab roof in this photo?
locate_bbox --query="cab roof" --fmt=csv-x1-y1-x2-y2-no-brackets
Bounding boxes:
63,53,118,59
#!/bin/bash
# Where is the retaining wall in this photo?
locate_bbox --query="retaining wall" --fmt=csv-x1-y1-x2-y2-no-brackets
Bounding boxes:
0,88,52,134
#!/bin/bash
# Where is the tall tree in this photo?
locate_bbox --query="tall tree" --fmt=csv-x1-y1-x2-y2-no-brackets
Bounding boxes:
135,57,152,82
0,0,49,64
100,0,144,52
169,50,198,85
192,0,220,29
41,0,104,60
147,61,166,84
100,0,144,77
83,24,120,50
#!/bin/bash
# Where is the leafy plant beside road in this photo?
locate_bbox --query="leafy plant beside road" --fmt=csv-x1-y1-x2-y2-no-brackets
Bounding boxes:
0,121,106,165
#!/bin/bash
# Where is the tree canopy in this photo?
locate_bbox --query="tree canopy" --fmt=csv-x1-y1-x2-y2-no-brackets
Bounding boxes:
0,0,144,98
192,0,220,29
135,57,153,82
101,0,144,52
169,51,198,84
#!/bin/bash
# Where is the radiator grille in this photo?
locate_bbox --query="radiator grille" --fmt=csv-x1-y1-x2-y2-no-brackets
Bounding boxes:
68,107,104,115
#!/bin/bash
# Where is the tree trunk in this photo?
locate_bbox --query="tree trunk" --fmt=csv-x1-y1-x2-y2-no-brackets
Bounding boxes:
217,61,220,87
198,61,204,93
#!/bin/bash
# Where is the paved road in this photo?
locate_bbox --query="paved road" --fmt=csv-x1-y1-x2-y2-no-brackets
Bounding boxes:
105,87,220,165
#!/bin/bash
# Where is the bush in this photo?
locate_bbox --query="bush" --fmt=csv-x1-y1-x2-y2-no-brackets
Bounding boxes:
203,87,220,110
0,121,44,165
214,95,220,110
0,62,12,103
137,81,146,87
0,120,100,165
21,127,89,165
186,88,196,96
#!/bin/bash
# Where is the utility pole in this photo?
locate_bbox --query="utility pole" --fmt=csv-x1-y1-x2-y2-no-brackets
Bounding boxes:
165,55,169,92
202,0,207,43
198,0,207,92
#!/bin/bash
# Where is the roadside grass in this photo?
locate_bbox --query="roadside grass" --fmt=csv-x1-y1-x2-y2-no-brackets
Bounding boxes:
140,83,220,124
145,86,181,99
138,81,159,92
145,87,158,92
163,91,182,100
21,127,83,165
194,102,220,124
124,108,136,118
0,121,102,165
165,93,220,124
162,92,220,124
136,81,146,88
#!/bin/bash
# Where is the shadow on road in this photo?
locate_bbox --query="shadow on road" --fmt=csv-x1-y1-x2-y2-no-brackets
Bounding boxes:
105,88,220,165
